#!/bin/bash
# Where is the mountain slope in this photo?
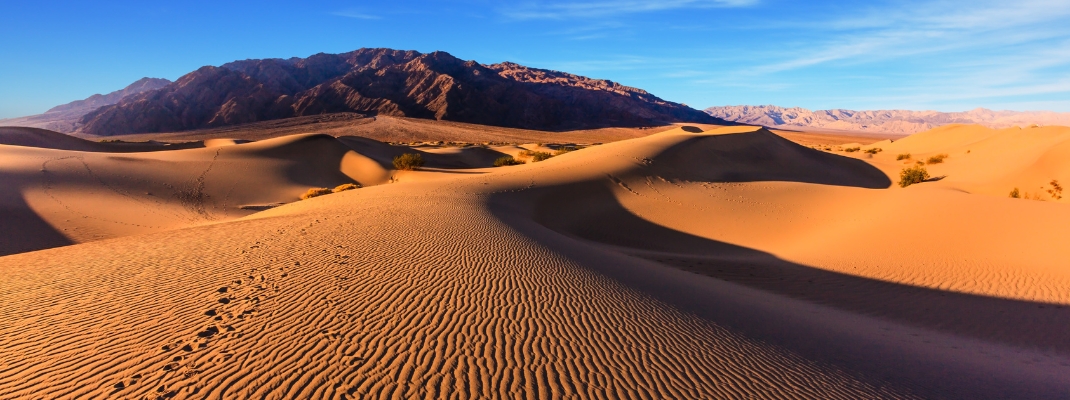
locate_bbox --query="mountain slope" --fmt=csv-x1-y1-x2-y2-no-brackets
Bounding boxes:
706,105,1070,134
0,78,171,132
78,48,720,135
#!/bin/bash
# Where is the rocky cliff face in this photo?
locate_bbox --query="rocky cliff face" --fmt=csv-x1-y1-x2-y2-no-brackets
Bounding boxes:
705,105,1070,134
0,77,171,133
79,48,719,135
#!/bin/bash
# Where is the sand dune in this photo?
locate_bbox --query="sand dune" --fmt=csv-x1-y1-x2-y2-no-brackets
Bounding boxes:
1,125,1069,399
0,129,531,256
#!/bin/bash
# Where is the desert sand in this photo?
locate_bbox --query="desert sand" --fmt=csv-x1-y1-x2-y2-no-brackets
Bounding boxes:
1,123,1069,399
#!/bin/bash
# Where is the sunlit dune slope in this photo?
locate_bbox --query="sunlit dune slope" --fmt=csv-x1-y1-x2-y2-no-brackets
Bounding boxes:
1,126,1069,399
860,124,1070,200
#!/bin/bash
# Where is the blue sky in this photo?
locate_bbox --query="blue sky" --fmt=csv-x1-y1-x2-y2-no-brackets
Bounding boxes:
2,0,1069,119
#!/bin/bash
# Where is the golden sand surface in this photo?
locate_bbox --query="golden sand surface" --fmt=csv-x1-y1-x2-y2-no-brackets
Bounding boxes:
1,123,1068,399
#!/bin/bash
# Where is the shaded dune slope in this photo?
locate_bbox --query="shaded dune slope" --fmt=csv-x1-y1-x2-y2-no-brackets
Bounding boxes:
1,126,1069,399
0,130,523,256
0,134,362,255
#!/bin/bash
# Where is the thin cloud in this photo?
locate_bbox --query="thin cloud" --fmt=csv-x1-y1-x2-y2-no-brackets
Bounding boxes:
331,10,382,20
755,0,1070,74
500,0,757,20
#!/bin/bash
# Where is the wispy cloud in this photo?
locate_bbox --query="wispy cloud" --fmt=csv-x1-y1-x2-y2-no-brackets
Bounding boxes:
331,10,382,20
500,0,757,20
754,0,1070,74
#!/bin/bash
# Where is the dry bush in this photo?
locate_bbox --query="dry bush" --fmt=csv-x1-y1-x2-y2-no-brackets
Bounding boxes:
899,165,930,188
518,150,553,162
300,188,333,200
393,153,425,170
1048,180,1063,200
493,156,524,167
531,151,553,162
1009,187,1020,198
333,183,360,192
553,146,580,156
926,154,949,164
896,153,911,161
864,148,882,154
844,147,861,152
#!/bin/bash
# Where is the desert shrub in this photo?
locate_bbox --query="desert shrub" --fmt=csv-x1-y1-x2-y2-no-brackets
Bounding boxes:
530,151,553,162
864,148,882,154
493,156,524,167
393,153,425,170
926,154,948,164
899,165,930,188
896,153,911,161
554,146,579,155
1009,187,1020,198
99,139,122,143
844,147,861,152
1048,180,1063,200
333,183,360,192
1023,191,1045,201
517,150,553,162
300,187,332,200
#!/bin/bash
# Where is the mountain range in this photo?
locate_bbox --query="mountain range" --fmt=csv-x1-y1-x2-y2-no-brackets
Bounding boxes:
0,78,171,133
2,48,720,136
705,105,1070,135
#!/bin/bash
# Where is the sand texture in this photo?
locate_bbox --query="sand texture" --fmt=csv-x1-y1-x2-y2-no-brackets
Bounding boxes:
1,124,1068,399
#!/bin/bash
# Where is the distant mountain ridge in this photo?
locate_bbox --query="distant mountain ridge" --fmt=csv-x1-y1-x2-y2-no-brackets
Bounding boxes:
0,77,171,133
76,48,720,135
705,105,1070,134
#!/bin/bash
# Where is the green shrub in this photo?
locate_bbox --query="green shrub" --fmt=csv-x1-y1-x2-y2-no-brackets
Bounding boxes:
300,187,332,200
393,153,425,170
926,154,948,164
899,165,930,188
864,148,882,154
1009,188,1020,198
493,156,524,167
333,183,360,192
896,153,911,161
844,147,861,152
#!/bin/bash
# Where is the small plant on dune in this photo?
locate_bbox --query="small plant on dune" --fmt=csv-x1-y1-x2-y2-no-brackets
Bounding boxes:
300,187,333,200
493,156,524,167
926,154,949,164
517,150,554,162
553,146,580,156
1023,191,1045,201
864,148,882,155
896,153,911,161
392,153,425,170
1009,187,1020,198
843,147,861,152
1047,180,1063,200
99,139,122,143
333,183,360,193
899,165,930,188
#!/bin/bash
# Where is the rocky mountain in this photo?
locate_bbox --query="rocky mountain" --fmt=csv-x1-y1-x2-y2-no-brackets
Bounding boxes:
77,48,720,136
705,105,1070,135
0,78,171,133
